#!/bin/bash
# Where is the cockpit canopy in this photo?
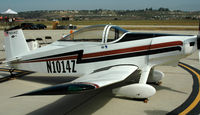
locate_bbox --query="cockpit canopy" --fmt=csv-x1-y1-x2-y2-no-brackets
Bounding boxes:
59,25,128,43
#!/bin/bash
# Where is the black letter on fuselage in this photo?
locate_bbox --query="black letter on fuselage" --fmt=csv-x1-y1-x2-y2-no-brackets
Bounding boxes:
71,60,77,73
61,61,66,73
66,60,71,73
52,61,56,73
46,61,52,73
56,61,61,73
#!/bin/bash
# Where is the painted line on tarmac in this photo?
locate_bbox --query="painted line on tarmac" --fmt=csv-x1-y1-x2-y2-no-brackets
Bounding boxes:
0,68,34,82
168,62,200,115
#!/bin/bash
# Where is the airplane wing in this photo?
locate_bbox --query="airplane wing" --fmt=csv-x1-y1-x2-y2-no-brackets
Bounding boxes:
13,65,138,97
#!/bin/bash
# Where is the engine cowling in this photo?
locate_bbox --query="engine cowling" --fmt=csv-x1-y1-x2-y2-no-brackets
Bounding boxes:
112,84,156,99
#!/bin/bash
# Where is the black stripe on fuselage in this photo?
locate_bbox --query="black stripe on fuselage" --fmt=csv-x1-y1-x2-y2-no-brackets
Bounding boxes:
117,33,192,43
25,50,83,62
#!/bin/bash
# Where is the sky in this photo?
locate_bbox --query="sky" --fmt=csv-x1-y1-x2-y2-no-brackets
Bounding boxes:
0,0,200,12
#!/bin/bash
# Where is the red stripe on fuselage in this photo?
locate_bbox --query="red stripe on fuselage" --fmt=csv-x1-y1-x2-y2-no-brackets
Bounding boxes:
82,45,150,59
20,41,183,63
82,41,183,59
150,41,183,49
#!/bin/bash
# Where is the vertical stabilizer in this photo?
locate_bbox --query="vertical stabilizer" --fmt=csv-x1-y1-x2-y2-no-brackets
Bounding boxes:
4,29,30,61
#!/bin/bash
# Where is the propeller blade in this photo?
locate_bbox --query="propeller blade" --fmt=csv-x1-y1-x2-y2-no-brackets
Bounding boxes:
199,50,200,63
198,20,200,62
195,20,200,62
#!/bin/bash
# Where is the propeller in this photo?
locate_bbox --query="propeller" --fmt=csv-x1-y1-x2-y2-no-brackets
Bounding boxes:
197,20,200,61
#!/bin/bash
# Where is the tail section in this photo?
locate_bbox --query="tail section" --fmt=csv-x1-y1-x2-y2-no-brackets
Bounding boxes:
4,29,30,61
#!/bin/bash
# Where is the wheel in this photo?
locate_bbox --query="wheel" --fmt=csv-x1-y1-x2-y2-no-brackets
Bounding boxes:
144,99,149,103
156,81,162,85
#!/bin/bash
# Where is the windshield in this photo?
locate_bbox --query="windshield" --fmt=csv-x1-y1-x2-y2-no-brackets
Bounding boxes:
59,25,128,43
59,25,106,42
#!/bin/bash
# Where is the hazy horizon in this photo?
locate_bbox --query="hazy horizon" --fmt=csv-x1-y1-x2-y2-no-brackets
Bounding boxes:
1,0,200,12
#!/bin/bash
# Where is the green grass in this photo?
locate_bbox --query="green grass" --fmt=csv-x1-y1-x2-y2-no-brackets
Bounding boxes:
21,20,199,26
123,27,198,31
0,20,199,30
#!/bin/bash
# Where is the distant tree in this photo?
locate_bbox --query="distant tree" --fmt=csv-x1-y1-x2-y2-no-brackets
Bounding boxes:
145,8,153,11
158,7,170,11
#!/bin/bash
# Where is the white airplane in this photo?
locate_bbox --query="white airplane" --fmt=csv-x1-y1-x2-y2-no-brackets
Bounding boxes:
3,24,200,100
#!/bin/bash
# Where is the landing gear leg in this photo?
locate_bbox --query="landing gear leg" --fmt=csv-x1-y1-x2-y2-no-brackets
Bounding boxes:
139,66,151,84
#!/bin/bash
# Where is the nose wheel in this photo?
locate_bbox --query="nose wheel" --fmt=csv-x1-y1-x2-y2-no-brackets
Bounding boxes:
144,98,149,103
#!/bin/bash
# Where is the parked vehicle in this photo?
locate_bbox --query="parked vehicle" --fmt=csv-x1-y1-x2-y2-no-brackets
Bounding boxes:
21,23,38,30
21,23,47,30
68,24,77,30
56,25,67,29
36,24,47,29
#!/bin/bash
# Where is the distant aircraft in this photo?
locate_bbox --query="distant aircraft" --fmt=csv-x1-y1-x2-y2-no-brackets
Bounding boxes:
3,24,200,101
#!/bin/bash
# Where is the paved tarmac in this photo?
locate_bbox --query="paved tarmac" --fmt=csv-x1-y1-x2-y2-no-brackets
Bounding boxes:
0,29,199,115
